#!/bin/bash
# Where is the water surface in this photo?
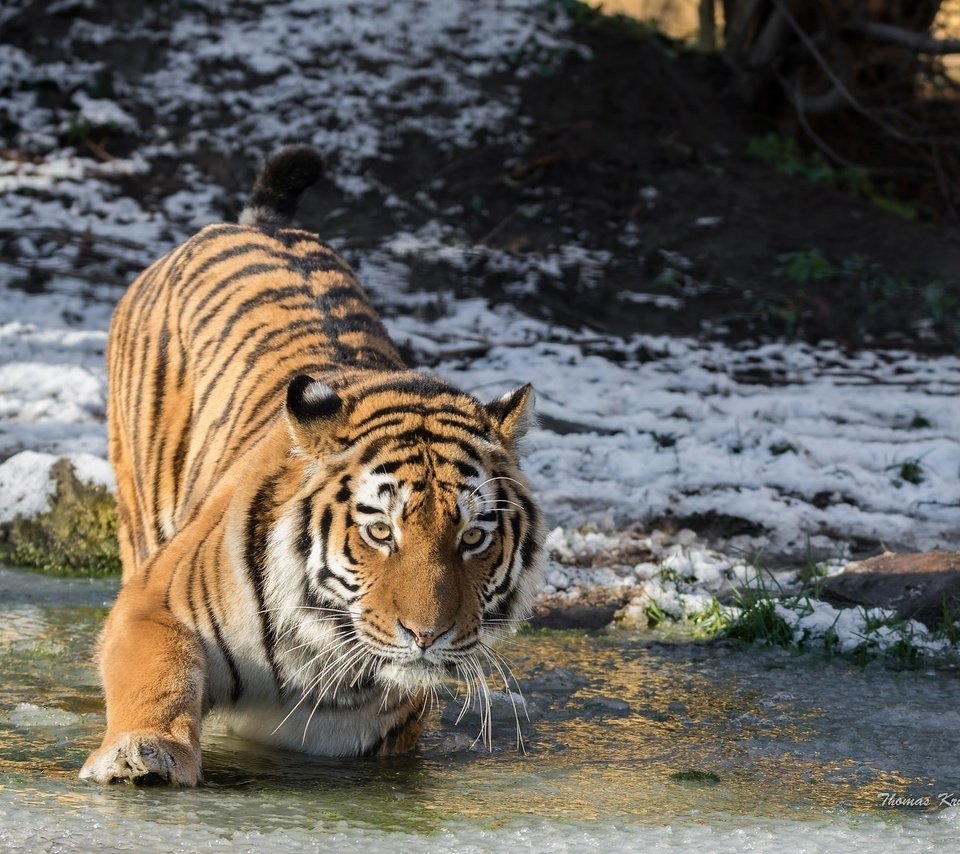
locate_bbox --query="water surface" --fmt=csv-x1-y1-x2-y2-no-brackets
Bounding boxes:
1,567,957,851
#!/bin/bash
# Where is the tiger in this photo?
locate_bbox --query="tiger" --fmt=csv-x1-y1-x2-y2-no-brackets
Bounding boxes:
79,146,544,786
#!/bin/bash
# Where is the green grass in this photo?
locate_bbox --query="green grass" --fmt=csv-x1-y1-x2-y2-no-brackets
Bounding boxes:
643,598,666,629
768,249,960,343
688,597,733,638
724,599,794,646
620,549,960,667
774,248,836,284
749,132,925,220
887,457,925,486
937,599,960,645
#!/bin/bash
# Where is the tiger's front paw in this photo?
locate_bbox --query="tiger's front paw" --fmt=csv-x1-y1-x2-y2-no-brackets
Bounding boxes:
79,731,201,787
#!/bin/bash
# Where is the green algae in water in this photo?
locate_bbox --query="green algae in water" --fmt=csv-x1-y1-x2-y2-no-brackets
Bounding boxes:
670,770,721,784
1,460,120,577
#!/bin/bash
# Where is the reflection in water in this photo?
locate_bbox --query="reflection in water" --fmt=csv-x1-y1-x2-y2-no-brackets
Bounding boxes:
0,568,955,846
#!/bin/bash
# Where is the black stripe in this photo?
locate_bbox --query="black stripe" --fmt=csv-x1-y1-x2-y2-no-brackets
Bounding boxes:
486,515,522,604
199,561,243,704
314,284,365,306
192,319,267,389
373,454,423,475
316,507,334,586
185,550,201,628
150,327,171,544
169,417,192,523
454,459,480,479
516,491,539,568
345,402,482,444
189,264,293,335
342,535,357,567
357,427,484,466
202,284,314,340
327,311,385,335
316,508,360,592
188,240,290,317
432,416,491,440
335,475,352,503
244,474,285,695
297,495,315,562
348,416,407,445
345,376,463,413
484,589,517,623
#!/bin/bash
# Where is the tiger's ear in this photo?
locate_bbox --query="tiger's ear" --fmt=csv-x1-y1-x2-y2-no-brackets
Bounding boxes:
485,384,536,448
286,375,344,451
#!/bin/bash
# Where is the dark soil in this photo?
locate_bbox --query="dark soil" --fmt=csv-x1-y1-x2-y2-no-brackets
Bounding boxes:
317,22,960,354
6,2,960,354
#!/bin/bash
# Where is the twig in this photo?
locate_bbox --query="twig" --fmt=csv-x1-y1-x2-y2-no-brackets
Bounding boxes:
842,21,960,56
0,227,148,252
698,0,716,51
85,137,116,163
477,195,613,246
770,0,922,146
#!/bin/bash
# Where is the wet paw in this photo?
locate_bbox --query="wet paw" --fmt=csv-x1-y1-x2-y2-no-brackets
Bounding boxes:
79,732,200,787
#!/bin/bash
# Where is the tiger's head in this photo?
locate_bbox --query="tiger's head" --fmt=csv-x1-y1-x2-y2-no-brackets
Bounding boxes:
279,372,544,693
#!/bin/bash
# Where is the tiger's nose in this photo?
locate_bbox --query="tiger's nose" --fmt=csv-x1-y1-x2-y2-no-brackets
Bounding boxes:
399,621,453,649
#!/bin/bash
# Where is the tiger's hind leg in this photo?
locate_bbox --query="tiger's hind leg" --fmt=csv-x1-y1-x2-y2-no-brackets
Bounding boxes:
80,583,205,786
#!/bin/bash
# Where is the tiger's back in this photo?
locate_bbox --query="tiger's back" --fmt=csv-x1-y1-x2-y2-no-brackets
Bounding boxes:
108,222,403,576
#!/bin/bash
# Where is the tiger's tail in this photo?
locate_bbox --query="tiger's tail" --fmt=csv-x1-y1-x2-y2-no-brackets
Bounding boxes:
238,145,324,227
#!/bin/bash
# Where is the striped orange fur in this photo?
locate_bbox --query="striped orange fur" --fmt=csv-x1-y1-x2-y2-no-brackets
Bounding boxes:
80,147,544,786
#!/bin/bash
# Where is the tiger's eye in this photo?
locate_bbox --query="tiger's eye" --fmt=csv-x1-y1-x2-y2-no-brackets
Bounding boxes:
461,527,484,547
367,521,393,542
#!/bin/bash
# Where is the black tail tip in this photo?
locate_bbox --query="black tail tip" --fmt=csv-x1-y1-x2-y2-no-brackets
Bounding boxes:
239,145,324,227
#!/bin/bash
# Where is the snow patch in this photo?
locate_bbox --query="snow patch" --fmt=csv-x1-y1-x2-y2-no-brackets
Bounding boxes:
0,451,114,525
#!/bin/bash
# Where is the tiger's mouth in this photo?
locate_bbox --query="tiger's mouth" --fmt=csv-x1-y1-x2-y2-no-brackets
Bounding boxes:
377,656,450,691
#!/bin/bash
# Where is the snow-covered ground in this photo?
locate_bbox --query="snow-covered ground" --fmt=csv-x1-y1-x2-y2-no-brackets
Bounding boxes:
2,0,959,596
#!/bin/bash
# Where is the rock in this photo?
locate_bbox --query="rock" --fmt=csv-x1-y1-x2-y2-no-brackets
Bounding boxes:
0,454,119,576
530,602,620,630
583,696,631,717
820,551,960,630
532,586,636,630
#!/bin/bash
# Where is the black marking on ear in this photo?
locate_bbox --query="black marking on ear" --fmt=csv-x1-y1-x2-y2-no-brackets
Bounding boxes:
287,375,342,421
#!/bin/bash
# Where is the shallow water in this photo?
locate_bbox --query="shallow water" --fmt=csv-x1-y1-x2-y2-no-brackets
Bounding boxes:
1,567,958,852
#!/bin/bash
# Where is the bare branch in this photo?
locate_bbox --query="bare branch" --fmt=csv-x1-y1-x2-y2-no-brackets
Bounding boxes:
843,21,960,56
698,0,717,51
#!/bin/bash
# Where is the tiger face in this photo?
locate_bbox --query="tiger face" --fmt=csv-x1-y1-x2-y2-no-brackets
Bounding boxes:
285,372,544,694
